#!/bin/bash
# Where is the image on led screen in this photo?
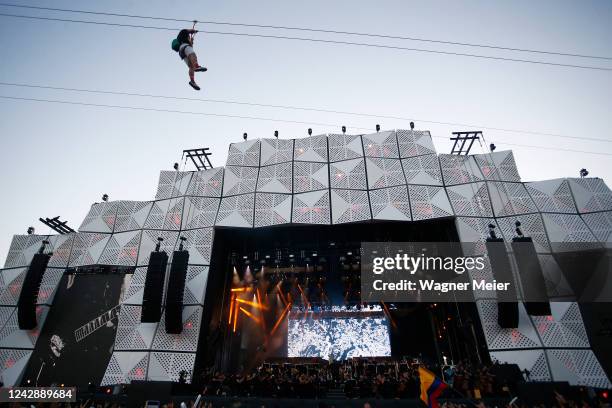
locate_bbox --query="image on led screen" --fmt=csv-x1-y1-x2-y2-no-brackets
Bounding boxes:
288,317,391,360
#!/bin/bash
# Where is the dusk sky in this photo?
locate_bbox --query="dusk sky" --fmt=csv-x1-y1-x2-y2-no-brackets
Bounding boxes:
1,0,611,264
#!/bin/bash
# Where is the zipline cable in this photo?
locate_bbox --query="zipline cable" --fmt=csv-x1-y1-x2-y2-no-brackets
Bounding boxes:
1,94,611,157
0,13,611,72
1,81,609,144
1,2,610,61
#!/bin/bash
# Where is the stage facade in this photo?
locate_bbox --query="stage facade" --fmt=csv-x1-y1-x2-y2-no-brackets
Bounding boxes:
0,129,610,389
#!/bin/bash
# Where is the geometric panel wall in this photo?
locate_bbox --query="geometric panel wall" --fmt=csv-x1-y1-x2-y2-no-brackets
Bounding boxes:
187,168,224,197
581,211,612,245
328,134,363,162
369,186,411,221
490,349,551,381
155,170,193,200
439,154,484,185
3,234,48,269
294,134,327,162
292,190,331,225
396,130,436,158
568,178,612,214
366,158,405,189
331,189,371,224
496,214,551,253
114,201,154,233
329,158,367,190
254,193,292,227
3,128,612,388
79,201,118,233
487,182,538,217
260,138,293,166
472,151,521,182
226,140,261,167
362,130,399,158
222,166,259,196
402,154,443,186
525,179,577,214
408,185,453,221
293,162,329,193
216,194,255,228
545,349,611,389
446,182,493,217
257,163,292,194
182,196,220,230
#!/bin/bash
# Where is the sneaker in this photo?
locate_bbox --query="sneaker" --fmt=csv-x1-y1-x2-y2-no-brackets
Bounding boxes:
189,80,201,91
195,66,208,72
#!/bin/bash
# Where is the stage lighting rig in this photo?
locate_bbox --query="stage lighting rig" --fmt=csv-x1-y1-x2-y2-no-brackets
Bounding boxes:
243,132,248,141
342,126,346,134
410,122,415,130
450,131,482,155
274,130,279,138
102,194,109,202
308,128,312,136
39,216,75,235
27,227,35,235
376,124,380,132
183,148,214,170
580,168,589,178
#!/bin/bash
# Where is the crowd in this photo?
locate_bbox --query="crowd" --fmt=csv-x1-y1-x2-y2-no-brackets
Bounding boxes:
198,358,513,400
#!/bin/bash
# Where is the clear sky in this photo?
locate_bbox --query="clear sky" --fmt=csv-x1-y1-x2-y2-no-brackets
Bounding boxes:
0,0,611,265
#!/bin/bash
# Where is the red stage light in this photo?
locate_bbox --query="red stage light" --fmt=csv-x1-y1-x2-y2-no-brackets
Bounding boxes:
135,367,144,378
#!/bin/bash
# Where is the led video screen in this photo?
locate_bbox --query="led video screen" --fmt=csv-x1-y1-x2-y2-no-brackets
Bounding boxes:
288,317,391,360
21,273,126,386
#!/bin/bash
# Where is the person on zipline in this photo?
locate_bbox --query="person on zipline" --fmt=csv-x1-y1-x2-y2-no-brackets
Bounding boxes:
172,24,207,90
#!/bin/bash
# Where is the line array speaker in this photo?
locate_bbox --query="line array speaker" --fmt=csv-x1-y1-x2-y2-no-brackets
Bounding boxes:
165,249,190,334
512,236,551,316
17,251,51,330
486,237,519,329
141,250,169,323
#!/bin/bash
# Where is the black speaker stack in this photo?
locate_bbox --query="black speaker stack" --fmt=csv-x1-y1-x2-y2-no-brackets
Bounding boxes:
141,238,169,323
165,237,190,334
17,241,51,330
486,234,519,329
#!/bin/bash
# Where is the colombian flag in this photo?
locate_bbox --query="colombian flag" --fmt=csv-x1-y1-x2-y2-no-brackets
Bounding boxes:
419,366,448,408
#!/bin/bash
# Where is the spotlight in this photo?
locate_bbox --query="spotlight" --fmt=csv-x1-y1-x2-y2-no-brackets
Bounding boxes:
341,126,346,134
102,193,109,202
155,237,164,252
173,162,179,171
179,236,187,250
490,143,496,152
410,121,415,130
243,132,248,141
515,221,524,237
274,130,279,138
488,224,497,240
308,128,312,136
27,227,35,235
375,124,380,132
580,168,589,178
